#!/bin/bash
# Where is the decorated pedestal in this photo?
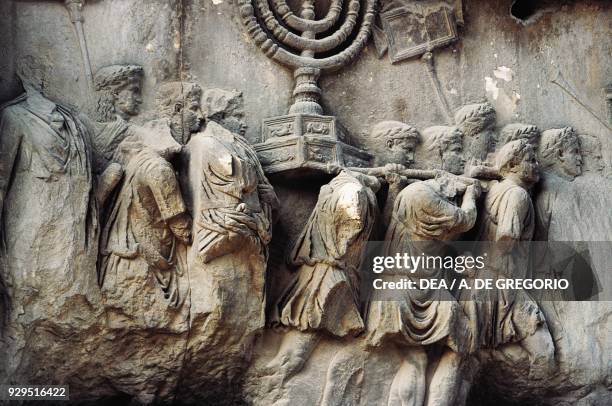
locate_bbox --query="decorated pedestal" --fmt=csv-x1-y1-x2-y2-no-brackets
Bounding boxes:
254,113,372,179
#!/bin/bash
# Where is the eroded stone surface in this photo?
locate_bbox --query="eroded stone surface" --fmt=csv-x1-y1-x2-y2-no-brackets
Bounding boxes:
0,0,610,404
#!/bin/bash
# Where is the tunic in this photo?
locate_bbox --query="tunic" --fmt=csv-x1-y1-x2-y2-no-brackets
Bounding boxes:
365,179,474,351
460,179,544,351
275,171,379,337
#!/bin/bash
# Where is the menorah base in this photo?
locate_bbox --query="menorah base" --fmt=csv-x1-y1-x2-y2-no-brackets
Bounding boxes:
254,135,372,180
254,113,372,180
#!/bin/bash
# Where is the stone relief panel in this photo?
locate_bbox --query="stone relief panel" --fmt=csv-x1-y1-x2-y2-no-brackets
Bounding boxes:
0,0,610,405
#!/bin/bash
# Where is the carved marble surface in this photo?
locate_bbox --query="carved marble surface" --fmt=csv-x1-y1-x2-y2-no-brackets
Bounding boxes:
0,0,610,405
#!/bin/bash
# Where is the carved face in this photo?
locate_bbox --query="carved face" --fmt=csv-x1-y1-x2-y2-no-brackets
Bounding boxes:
559,141,583,178
386,137,417,166
115,80,143,119
441,141,466,175
518,147,540,184
222,106,247,136
178,95,204,133
466,129,492,163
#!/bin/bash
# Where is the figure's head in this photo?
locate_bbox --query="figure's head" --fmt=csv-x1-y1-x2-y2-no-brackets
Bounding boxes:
578,134,604,174
496,139,539,184
16,55,48,92
454,102,496,137
454,102,496,162
156,81,203,143
501,123,540,147
202,88,246,136
94,64,144,122
423,126,466,175
539,127,583,179
370,121,420,167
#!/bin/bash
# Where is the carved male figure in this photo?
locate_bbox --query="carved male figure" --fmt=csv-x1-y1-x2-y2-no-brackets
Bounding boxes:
266,170,380,378
534,127,583,242
454,102,496,164
365,125,479,406
95,66,192,329
90,64,144,165
366,121,421,230
0,68,101,380
178,88,278,392
182,87,276,298
461,139,554,376
532,127,588,310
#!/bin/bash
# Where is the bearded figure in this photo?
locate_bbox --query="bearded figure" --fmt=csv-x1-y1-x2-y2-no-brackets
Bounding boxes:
460,140,555,382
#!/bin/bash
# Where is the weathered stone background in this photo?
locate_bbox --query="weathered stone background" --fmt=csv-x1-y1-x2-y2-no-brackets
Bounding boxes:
2,1,610,152
0,0,610,404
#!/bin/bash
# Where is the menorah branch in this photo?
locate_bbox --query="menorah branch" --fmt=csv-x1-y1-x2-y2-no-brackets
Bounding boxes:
256,0,359,54
240,0,377,71
272,0,344,33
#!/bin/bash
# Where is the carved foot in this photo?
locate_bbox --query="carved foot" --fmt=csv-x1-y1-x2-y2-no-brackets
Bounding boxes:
261,352,307,380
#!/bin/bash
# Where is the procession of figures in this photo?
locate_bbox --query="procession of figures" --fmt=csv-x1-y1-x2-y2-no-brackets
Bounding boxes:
0,0,610,404
0,60,608,404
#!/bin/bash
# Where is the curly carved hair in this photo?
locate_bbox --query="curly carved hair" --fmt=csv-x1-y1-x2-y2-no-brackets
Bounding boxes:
94,64,143,122
423,126,463,155
454,102,496,137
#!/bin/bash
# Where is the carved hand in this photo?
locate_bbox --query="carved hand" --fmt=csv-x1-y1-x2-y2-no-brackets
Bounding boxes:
383,163,407,174
386,175,408,195
465,183,482,199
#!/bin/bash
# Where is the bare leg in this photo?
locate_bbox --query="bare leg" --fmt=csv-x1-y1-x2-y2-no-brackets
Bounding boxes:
425,350,464,406
320,345,367,406
521,325,555,379
263,329,320,379
387,347,427,406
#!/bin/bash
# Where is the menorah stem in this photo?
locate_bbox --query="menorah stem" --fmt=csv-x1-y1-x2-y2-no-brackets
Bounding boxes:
289,0,323,114
289,67,323,114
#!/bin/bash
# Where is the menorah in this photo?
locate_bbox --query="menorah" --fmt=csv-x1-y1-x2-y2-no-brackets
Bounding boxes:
239,0,378,178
